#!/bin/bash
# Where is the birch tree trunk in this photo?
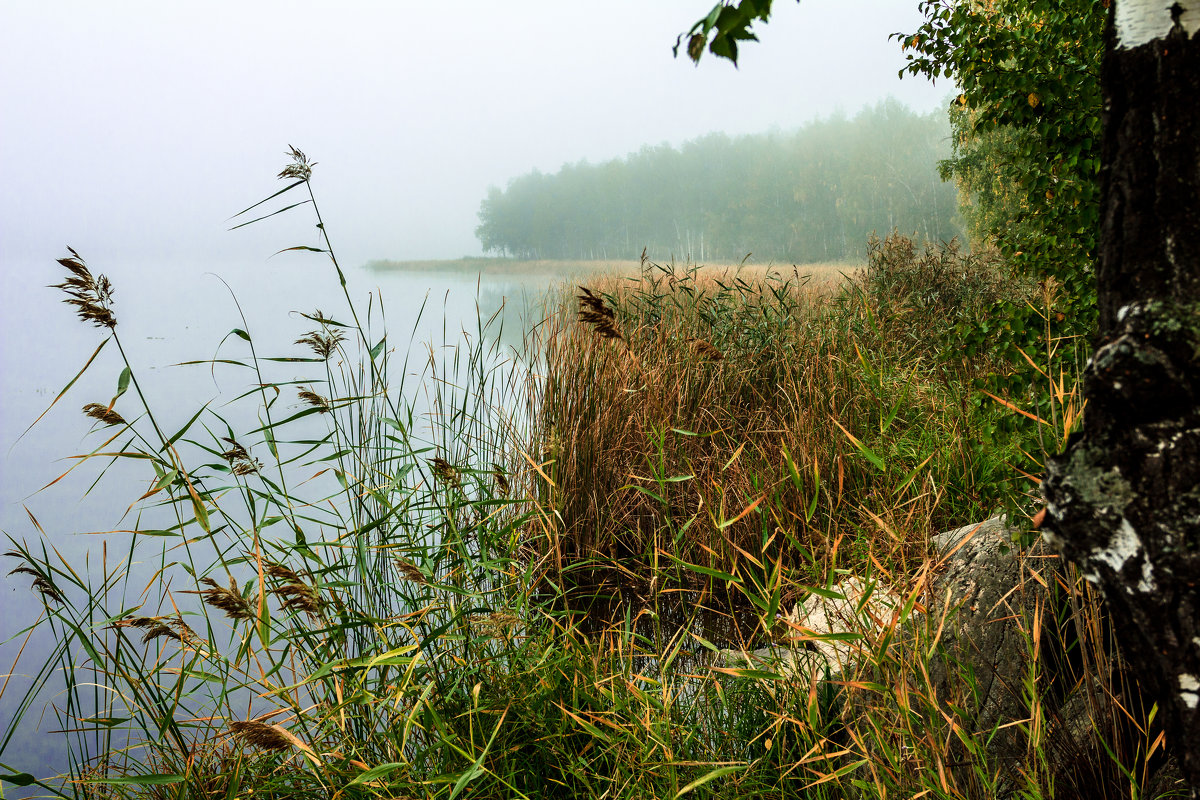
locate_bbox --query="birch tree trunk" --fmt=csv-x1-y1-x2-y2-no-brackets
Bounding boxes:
1043,0,1200,789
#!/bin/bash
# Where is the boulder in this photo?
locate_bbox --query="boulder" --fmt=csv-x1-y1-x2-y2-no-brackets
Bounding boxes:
709,516,1181,797
716,574,903,680
920,517,1178,798
921,516,1061,793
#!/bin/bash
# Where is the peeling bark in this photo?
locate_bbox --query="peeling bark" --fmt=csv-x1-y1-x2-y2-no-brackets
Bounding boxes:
1043,2,1200,791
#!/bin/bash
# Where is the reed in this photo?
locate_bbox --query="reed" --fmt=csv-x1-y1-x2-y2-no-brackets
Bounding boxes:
527,244,1021,614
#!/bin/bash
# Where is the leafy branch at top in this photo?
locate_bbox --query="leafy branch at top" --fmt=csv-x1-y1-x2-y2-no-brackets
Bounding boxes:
675,0,799,65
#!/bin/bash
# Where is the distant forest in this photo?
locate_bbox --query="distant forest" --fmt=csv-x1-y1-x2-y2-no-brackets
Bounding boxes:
475,99,961,264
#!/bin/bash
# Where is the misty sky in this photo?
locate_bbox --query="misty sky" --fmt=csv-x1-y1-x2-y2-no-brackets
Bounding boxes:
2,1,949,268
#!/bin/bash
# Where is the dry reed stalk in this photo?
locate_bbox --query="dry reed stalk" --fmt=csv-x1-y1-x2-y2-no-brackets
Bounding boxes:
535,264,877,581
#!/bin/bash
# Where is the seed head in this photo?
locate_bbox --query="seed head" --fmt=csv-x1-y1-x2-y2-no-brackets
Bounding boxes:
429,456,461,488
221,438,261,476
688,338,724,361
296,329,345,360
193,576,255,621
577,287,622,340
52,249,116,329
491,464,510,497
298,388,331,413
277,145,315,182
110,614,197,644
266,563,322,618
393,557,429,585
229,721,295,752
83,403,126,426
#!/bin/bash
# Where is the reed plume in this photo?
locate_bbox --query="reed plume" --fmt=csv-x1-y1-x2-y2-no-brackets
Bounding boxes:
265,564,322,617
429,456,461,488
277,145,315,182
577,286,622,341
296,329,344,360
228,721,295,752
298,388,331,412
491,463,510,497
194,576,255,621
52,248,116,329
393,557,428,585
688,338,724,361
6,553,66,605
110,615,197,644
220,437,261,476
83,403,126,426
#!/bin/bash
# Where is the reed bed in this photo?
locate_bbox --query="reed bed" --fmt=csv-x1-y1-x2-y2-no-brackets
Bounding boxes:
528,243,1020,615
0,151,1173,799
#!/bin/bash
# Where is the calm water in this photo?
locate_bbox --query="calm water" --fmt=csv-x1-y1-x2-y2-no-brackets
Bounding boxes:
0,254,562,788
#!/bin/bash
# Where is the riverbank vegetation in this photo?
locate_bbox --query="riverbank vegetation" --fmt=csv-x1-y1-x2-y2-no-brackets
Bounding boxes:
0,146,1171,798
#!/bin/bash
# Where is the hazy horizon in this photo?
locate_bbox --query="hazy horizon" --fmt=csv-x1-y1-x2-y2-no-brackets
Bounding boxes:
2,1,948,270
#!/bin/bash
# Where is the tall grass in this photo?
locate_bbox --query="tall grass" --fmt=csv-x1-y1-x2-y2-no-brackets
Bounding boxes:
529,243,1023,618
0,151,1177,799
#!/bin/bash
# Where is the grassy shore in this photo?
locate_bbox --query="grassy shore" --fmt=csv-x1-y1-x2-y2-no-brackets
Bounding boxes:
1,156,1166,799
365,256,858,289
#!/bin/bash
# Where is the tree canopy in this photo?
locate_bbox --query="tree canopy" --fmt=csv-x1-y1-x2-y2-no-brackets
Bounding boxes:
475,99,959,263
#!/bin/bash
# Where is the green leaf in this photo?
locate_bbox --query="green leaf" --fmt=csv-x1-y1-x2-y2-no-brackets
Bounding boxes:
808,631,863,643
346,762,407,788
161,403,209,451
228,179,305,219
448,708,507,799
675,765,746,798
15,337,108,446
802,584,844,600
91,774,186,786
272,245,327,256
115,366,131,399
620,483,667,505
190,491,210,533
662,552,739,584
0,773,36,787
228,199,313,231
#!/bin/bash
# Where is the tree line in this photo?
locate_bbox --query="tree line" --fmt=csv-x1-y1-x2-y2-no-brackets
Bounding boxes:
475,98,961,264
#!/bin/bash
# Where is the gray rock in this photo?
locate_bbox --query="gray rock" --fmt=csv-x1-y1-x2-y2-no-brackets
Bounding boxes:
716,575,904,680
706,516,1178,797
923,516,1178,799
922,516,1053,792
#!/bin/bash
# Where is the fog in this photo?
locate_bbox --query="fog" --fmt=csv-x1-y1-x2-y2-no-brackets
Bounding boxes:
1,1,945,269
